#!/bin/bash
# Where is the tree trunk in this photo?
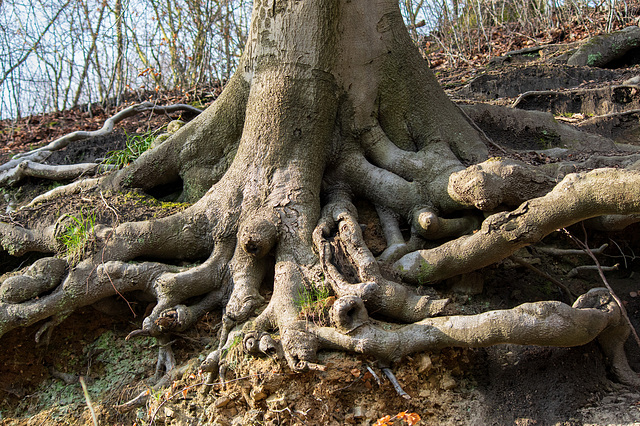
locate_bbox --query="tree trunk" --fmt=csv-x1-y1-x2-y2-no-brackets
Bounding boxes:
1,0,640,389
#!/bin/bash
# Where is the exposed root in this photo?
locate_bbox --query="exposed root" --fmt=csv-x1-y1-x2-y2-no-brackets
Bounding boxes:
3,1,640,404
314,192,449,322
0,161,116,186
448,158,555,211
396,169,640,283
23,178,102,208
306,289,636,385
13,102,202,159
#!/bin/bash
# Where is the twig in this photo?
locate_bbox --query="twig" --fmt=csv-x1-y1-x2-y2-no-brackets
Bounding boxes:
366,365,382,386
97,191,136,317
509,255,576,302
382,367,411,400
563,226,640,349
568,263,619,278
79,376,99,426
537,243,608,256
13,102,202,159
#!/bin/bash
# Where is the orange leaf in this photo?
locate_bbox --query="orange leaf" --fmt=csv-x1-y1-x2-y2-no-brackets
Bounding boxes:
375,415,394,426
406,413,421,425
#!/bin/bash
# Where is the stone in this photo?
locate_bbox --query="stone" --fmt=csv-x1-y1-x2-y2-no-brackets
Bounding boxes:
164,407,175,418
416,353,433,374
265,392,286,409
440,373,457,390
214,395,231,408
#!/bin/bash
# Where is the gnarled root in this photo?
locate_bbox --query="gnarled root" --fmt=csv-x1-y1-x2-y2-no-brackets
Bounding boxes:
306,289,638,386
313,190,449,322
396,168,640,283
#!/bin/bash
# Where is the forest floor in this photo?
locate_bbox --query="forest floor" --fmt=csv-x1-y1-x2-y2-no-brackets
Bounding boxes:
2,27,640,426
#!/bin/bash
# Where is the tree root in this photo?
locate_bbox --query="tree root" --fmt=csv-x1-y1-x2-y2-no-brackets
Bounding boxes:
396,168,640,283
4,0,640,403
0,103,202,189
568,26,640,67
306,289,639,386
0,161,116,186
14,102,202,159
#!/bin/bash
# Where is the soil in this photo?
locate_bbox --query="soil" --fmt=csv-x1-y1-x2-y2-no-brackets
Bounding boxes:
2,36,640,426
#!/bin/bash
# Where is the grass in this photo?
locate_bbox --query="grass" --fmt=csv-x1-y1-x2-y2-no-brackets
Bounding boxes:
57,211,96,264
102,131,155,168
296,280,333,325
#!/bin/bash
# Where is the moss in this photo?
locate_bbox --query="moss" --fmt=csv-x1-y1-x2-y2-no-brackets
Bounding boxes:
536,129,560,149
417,260,435,285
587,52,603,66
19,330,157,419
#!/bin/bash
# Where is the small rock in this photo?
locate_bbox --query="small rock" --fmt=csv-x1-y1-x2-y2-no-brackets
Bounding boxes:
214,395,231,408
164,407,175,418
251,386,268,402
416,353,433,374
440,373,457,390
630,291,638,298
353,406,364,419
265,392,286,409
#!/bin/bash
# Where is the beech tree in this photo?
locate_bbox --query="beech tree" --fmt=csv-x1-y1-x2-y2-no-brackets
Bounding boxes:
1,0,640,396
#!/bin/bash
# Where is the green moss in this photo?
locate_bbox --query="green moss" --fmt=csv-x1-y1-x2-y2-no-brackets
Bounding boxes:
587,52,603,66
17,330,157,419
536,129,560,149
417,260,435,285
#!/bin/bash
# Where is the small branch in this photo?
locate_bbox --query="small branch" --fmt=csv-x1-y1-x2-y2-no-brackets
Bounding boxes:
382,367,411,400
367,365,382,386
13,102,202,159
537,244,608,256
407,20,426,30
567,263,619,278
563,227,640,349
0,161,116,186
79,377,99,426
508,255,575,301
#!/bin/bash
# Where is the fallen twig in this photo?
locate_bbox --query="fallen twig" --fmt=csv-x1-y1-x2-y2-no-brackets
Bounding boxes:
537,243,608,256
563,226,640,349
79,376,99,426
382,367,411,400
568,263,619,278
13,102,202,159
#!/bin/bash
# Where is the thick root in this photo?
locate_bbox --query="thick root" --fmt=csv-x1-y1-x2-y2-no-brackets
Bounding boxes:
396,168,640,283
306,289,637,385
